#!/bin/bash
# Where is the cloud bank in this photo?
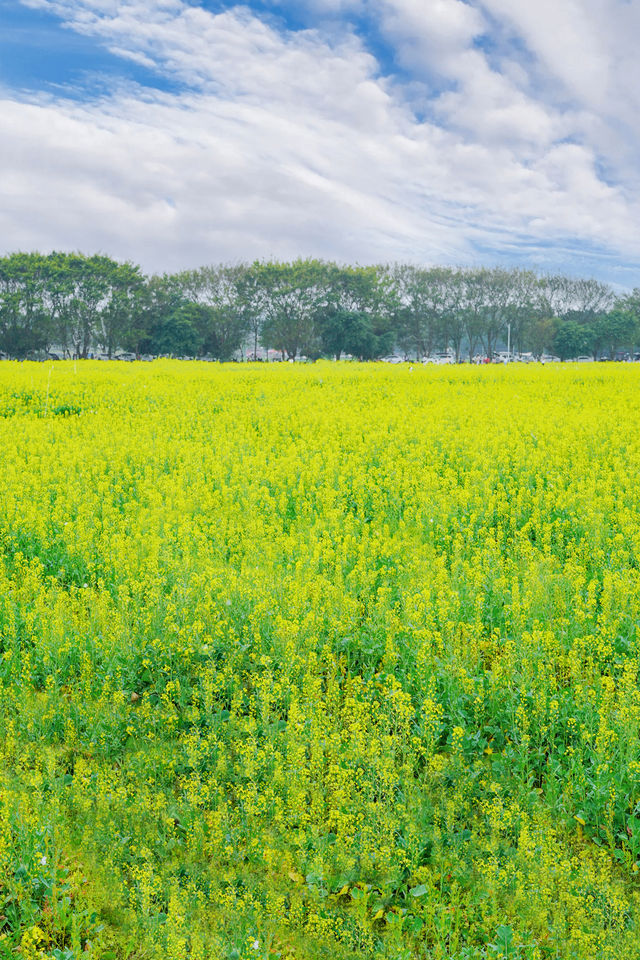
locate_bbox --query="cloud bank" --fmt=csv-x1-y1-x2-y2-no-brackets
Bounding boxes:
1,0,639,281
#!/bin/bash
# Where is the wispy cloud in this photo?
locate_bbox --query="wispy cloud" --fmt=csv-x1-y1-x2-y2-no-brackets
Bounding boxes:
1,0,639,281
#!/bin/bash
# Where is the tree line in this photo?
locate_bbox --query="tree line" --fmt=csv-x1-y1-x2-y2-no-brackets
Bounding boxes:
1,251,639,361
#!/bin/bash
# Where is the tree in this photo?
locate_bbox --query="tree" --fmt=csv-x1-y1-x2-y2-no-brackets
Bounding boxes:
610,291,640,356
256,259,328,360
385,264,450,359
601,307,636,359
235,265,266,360
440,270,466,362
580,313,609,360
321,308,392,361
462,269,488,361
155,302,206,357
95,261,145,358
177,265,250,360
478,268,513,360
527,316,558,359
130,275,203,357
318,307,353,361
63,255,113,358
0,253,51,358
45,253,133,358
553,320,588,361
540,274,614,322
505,270,542,356
318,264,391,360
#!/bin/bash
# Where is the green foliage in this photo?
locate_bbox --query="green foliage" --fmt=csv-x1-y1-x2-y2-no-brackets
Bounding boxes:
0,253,52,359
0,804,105,958
255,258,328,360
319,309,392,360
1,362,640,958
553,319,590,360
0,252,144,360
0,253,639,363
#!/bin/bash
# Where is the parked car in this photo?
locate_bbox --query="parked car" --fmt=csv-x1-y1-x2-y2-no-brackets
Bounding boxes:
433,354,455,365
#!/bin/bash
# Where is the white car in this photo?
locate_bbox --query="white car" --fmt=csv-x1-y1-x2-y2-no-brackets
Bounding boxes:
433,354,455,365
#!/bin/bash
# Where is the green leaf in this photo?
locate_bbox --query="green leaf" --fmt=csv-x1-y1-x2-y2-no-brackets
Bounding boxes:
495,924,514,946
406,915,424,934
409,884,428,897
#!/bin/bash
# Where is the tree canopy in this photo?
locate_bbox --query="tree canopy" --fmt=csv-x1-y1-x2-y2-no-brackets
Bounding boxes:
1,251,638,362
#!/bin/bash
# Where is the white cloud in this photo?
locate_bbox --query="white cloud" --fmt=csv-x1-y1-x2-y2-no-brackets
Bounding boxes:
378,0,486,73
3,0,640,279
477,0,613,107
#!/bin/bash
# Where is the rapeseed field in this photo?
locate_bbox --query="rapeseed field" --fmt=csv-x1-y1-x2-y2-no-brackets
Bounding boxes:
1,360,640,960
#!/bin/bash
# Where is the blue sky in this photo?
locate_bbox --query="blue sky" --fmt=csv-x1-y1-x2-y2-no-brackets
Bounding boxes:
1,1,175,95
2,0,640,285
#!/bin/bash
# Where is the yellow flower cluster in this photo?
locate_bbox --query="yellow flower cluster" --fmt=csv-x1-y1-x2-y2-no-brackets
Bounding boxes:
0,359,640,958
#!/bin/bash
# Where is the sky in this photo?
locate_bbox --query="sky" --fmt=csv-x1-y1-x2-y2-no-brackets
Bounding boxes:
2,0,640,284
